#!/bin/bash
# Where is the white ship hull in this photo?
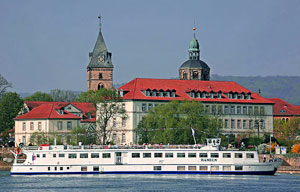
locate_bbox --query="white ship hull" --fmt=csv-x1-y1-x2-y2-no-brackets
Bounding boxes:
11,144,281,176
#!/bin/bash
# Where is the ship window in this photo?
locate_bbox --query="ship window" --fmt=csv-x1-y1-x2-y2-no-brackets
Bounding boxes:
223,153,231,158
53,154,56,158
93,166,99,171
235,153,243,158
55,167,57,171
199,153,208,158
211,153,219,158
223,166,231,171
154,153,163,158
91,153,99,158
132,153,140,158
81,166,87,171
153,166,161,171
211,166,219,171
188,153,196,158
68,154,77,159
165,153,173,158
59,154,65,158
143,153,151,158
43,154,46,158
177,166,185,171
235,165,243,171
177,153,185,158
80,153,88,158
199,166,208,171
246,153,254,158
37,154,40,158
67,167,69,170
188,166,197,171
48,167,50,171
102,153,111,158
60,167,63,171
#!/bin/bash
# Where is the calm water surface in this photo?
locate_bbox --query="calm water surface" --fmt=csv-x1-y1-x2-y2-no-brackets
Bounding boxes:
0,171,299,192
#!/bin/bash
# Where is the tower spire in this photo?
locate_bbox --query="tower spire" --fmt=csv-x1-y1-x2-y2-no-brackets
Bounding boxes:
98,15,102,31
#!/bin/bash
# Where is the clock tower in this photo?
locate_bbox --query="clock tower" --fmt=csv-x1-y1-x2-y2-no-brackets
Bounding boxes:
87,16,113,91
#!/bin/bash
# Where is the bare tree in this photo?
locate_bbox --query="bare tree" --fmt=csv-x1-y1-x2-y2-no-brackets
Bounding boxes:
0,74,12,98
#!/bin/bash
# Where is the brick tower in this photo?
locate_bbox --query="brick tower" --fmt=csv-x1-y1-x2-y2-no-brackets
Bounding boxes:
87,17,113,90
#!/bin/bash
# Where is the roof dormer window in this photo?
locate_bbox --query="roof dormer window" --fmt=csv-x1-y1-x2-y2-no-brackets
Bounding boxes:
166,90,170,97
196,92,201,98
171,90,176,97
159,90,164,97
210,92,214,99
145,89,150,97
218,92,222,99
201,92,206,98
190,91,195,98
247,93,251,100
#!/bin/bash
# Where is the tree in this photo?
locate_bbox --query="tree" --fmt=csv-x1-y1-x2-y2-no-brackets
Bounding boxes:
30,131,49,145
274,118,300,140
0,92,24,133
25,91,53,102
50,89,79,102
76,89,125,145
0,74,12,98
137,100,222,145
70,126,96,145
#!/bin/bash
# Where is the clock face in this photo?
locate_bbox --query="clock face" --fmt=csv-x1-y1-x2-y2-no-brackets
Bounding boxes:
97,56,104,63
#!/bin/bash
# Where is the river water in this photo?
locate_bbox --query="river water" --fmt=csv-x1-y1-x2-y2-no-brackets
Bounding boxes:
0,171,299,192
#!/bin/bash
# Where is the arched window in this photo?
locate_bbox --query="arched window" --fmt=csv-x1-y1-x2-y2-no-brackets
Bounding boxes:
98,83,104,90
183,72,187,80
192,71,198,79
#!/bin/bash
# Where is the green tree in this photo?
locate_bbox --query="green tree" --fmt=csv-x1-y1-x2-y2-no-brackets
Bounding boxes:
30,131,49,145
0,74,12,98
0,92,24,133
274,118,300,140
137,100,222,145
25,91,53,102
76,89,126,145
70,126,96,145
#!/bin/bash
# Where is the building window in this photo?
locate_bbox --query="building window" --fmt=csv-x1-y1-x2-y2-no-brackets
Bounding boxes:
237,120,241,129
224,106,229,114
166,91,170,97
205,105,210,113
249,120,253,129
171,91,176,97
57,121,62,130
122,133,126,143
237,106,241,114
112,134,117,142
192,71,198,79
243,120,247,129
99,73,103,80
218,92,222,99
211,105,216,114
142,103,147,112
201,92,206,98
67,122,72,130
152,90,157,97
23,122,26,131
122,103,125,111
231,119,235,129
248,106,253,115
260,120,265,129
260,106,265,115
190,91,195,98
30,122,34,131
228,93,233,99
230,106,235,114
113,118,116,127
146,90,150,96
148,103,153,110
38,122,42,131
217,105,223,114
254,106,259,115
183,72,187,80
224,119,229,128
122,117,126,127
243,106,247,114
159,90,164,97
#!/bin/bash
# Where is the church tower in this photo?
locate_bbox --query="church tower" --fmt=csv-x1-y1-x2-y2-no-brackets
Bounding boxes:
179,27,210,81
87,16,113,90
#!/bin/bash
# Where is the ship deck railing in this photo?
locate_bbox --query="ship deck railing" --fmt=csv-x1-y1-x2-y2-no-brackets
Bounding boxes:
21,144,216,151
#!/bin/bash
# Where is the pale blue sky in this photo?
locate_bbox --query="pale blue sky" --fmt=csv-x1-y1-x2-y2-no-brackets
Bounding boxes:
1,0,300,92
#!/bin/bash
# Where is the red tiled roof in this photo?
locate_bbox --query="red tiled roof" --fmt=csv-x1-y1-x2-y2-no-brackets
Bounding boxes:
17,101,96,120
118,78,274,104
267,98,300,116
15,103,82,120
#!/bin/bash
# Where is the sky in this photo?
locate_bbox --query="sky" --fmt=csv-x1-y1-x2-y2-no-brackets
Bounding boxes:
1,0,300,93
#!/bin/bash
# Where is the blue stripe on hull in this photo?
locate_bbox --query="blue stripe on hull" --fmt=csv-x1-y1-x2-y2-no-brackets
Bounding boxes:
10,170,276,176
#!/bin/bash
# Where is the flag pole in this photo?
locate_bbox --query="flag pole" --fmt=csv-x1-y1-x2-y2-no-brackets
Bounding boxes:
191,127,196,145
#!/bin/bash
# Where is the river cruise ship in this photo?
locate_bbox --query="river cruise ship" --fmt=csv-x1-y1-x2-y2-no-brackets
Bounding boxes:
10,139,282,175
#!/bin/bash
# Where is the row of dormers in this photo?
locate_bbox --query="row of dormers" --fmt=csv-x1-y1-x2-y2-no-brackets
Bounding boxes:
187,91,252,100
